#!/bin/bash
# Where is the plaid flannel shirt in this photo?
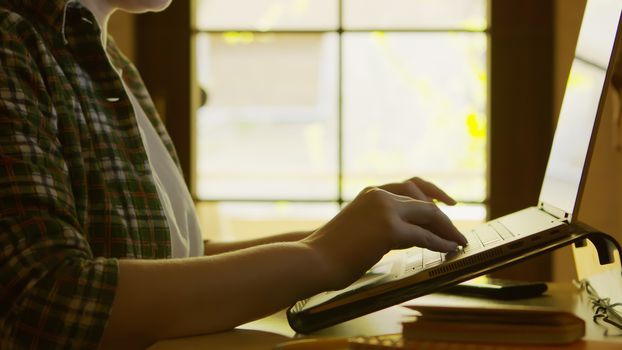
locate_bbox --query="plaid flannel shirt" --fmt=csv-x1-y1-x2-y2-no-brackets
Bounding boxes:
0,0,179,348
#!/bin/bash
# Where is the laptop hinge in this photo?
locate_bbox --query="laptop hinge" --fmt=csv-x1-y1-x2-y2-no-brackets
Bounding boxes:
539,202,570,221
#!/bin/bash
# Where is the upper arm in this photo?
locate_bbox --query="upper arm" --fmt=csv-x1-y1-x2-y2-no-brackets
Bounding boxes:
0,14,119,349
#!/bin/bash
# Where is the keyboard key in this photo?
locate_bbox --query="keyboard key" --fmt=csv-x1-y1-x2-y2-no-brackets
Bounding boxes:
490,220,515,240
445,249,462,260
405,253,423,271
405,247,423,258
463,243,481,253
474,225,502,246
423,249,442,268
462,230,479,245
462,230,482,252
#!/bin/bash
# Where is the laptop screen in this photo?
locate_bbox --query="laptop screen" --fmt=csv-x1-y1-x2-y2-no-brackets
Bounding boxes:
539,0,622,217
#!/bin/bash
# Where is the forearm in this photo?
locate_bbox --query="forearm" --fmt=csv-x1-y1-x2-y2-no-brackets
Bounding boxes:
203,231,312,255
101,241,331,349
101,179,467,348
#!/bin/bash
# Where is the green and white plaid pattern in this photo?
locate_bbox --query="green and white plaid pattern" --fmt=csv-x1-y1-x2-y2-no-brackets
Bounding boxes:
1,0,179,347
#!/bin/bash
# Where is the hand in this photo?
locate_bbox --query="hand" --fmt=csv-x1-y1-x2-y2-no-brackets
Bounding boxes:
303,177,467,289
377,177,457,205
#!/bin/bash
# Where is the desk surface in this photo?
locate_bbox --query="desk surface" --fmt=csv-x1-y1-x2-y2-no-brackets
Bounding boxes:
149,271,622,350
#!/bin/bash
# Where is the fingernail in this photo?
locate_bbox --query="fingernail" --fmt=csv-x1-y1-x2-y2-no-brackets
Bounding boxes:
447,242,459,252
454,229,468,245
460,235,468,246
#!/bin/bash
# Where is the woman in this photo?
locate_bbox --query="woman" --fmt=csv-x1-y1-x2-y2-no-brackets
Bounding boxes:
0,0,467,348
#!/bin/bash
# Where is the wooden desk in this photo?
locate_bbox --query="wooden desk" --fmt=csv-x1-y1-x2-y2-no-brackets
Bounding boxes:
149,271,622,350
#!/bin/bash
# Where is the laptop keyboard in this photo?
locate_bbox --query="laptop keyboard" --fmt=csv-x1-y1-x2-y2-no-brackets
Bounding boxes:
402,220,516,274
464,221,515,249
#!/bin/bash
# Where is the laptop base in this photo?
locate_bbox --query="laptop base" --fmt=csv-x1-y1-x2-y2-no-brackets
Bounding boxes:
287,230,621,334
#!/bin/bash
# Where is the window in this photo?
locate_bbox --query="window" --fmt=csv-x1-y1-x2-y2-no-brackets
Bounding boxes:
136,0,554,277
192,0,488,240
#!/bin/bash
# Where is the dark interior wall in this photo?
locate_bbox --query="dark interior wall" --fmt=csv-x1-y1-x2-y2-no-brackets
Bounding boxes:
108,12,136,62
135,0,196,192
488,0,555,281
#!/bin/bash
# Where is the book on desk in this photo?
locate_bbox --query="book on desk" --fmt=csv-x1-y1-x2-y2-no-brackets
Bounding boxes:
401,304,585,345
347,305,587,349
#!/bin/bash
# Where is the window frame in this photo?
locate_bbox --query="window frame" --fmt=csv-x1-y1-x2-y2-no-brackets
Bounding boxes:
135,0,555,280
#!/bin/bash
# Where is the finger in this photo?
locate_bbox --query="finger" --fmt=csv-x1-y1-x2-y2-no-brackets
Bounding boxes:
396,200,468,246
395,224,459,252
378,182,429,202
408,177,457,205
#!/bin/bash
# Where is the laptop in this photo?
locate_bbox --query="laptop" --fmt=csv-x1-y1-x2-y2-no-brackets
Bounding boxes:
287,0,622,334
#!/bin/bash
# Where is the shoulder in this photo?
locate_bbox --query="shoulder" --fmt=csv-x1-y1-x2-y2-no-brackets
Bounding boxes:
0,6,25,25
0,9,28,52
0,7,39,42
0,8,47,75
0,7,57,140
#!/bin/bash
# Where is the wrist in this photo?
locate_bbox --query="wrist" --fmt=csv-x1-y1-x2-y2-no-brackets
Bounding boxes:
300,234,357,291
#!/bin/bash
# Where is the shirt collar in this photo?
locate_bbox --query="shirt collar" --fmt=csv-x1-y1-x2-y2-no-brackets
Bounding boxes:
5,0,129,95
